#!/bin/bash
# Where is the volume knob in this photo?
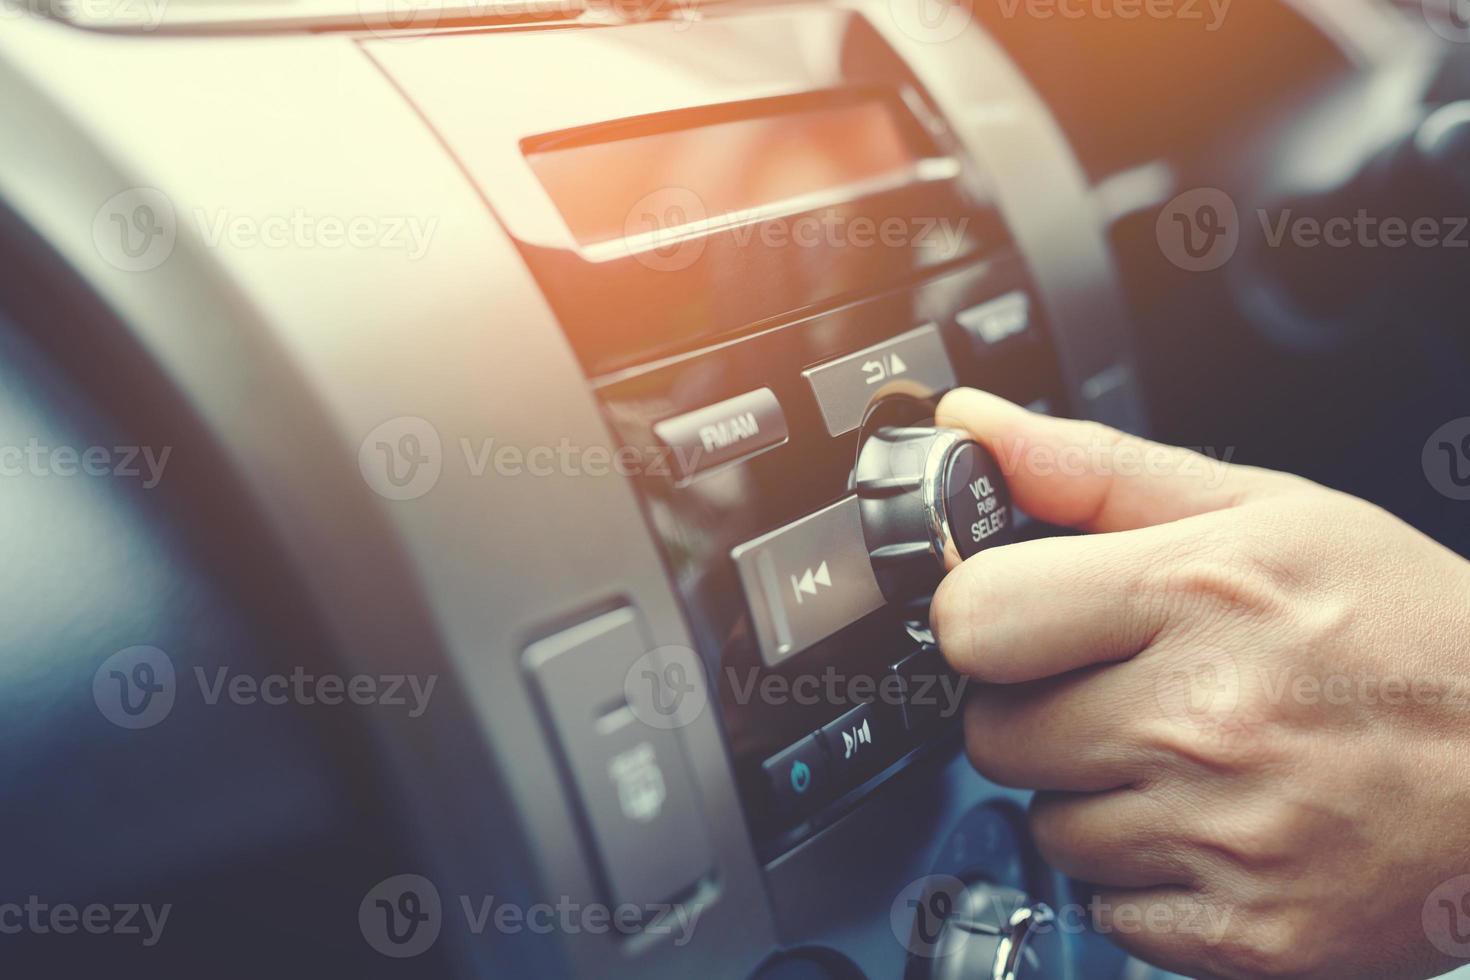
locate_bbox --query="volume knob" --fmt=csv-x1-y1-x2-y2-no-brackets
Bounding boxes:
854,426,1015,603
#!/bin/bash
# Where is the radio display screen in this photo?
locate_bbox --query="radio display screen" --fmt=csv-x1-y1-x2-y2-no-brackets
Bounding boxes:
524,95,936,249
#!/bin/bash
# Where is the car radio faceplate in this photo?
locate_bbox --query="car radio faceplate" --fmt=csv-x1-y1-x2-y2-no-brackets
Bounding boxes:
596,252,1064,850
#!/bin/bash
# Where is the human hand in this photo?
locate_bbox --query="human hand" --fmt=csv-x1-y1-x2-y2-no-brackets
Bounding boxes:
930,388,1470,980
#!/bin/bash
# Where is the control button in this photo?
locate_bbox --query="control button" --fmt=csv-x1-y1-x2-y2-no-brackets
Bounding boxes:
653,387,788,480
956,291,1032,349
524,609,712,910
803,324,957,437
731,496,887,667
760,735,829,818
943,437,1013,556
818,701,897,786
890,645,965,733
854,427,1016,602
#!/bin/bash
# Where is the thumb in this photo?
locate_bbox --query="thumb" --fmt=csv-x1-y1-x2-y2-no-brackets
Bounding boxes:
934,388,1291,534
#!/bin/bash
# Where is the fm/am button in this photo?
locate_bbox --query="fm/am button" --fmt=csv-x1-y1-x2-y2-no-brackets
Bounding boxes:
732,496,887,667
653,388,788,481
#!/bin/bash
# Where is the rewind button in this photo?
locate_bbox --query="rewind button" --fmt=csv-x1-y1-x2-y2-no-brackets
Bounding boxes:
791,561,832,604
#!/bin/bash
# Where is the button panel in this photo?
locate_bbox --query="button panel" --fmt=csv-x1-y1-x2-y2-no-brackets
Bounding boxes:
525,609,713,910
760,734,829,819
731,496,887,667
956,291,1032,349
802,323,957,436
890,645,966,733
817,701,899,786
653,387,788,480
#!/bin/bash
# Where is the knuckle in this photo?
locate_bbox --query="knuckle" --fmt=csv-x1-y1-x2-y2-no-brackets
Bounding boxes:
1191,801,1305,871
1135,712,1285,777
1158,549,1282,623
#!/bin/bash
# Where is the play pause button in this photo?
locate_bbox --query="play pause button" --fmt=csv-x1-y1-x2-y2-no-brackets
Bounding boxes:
818,702,894,785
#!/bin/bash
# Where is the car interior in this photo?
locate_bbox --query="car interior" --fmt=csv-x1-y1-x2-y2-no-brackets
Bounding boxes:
2,0,1468,976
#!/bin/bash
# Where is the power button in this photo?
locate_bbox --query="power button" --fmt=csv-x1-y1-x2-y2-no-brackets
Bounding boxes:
760,735,829,818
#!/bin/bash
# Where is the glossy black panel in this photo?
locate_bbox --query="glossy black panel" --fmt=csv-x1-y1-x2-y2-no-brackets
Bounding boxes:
373,8,1009,375
596,254,1067,845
